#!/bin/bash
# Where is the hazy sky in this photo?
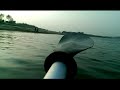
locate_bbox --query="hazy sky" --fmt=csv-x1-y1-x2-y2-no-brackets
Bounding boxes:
0,11,120,36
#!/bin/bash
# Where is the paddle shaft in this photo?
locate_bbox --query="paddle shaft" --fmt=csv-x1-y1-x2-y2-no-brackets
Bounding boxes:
44,34,94,79
44,51,77,79
44,61,67,79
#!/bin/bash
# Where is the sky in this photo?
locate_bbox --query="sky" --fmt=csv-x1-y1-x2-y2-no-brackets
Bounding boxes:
0,11,120,37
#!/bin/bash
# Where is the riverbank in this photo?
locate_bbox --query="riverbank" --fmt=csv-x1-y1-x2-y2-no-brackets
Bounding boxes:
0,22,61,35
0,22,118,38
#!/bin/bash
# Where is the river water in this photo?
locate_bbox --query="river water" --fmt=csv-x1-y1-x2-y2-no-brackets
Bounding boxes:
0,30,120,79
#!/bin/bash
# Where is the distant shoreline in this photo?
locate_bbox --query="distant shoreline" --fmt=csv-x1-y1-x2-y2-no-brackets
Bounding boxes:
0,22,119,38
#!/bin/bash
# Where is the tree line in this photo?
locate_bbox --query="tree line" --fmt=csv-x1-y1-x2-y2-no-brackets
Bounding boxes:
0,13,16,23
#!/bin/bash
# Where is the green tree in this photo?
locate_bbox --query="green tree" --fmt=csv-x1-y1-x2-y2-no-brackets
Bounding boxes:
6,15,14,22
0,14,4,22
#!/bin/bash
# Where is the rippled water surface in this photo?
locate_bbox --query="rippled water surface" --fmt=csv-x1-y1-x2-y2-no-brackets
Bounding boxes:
0,30,120,79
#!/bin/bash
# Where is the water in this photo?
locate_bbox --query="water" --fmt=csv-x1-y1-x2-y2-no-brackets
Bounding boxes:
0,30,120,79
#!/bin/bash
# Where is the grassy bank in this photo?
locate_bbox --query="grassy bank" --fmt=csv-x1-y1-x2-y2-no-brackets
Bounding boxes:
0,22,61,35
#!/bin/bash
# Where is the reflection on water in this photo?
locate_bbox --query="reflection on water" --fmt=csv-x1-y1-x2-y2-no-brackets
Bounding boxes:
0,30,62,79
0,32,14,50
